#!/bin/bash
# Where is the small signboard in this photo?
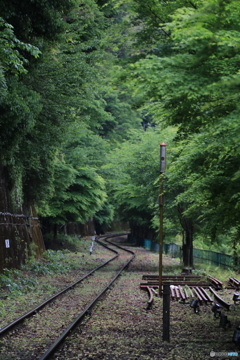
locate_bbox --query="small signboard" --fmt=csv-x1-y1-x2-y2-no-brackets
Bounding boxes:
5,239,10,248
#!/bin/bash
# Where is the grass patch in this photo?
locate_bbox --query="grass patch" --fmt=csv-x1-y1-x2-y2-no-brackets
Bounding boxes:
24,249,80,275
193,263,237,282
0,268,38,297
0,235,90,298
44,233,88,252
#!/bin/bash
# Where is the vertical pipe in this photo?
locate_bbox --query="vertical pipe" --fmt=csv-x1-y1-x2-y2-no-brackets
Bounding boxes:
163,282,170,342
159,143,166,296
159,179,164,296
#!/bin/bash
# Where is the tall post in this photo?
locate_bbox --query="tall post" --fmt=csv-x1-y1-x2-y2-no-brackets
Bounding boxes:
159,142,166,296
163,282,170,342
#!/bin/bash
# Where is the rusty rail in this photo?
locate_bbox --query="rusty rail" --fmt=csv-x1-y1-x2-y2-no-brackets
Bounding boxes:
140,281,210,287
178,286,187,302
0,233,134,360
209,286,230,310
0,240,119,337
142,275,202,280
229,277,240,290
141,286,154,310
141,281,214,306
192,287,213,304
39,235,135,360
207,275,223,290
199,287,213,303
192,287,206,304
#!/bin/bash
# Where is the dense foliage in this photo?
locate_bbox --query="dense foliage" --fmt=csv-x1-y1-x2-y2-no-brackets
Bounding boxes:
0,0,142,228
119,0,240,265
1,0,240,267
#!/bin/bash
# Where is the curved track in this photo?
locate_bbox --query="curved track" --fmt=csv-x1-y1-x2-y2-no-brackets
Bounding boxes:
0,239,118,337
0,234,135,360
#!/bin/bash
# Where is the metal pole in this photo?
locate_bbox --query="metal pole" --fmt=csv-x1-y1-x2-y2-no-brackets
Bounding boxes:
163,282,170,342
159,143,166,297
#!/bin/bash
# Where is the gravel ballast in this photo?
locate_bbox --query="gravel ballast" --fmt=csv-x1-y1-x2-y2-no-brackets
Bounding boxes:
1,236,239,360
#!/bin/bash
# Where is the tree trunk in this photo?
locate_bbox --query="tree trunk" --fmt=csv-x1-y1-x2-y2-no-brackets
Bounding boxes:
232,224,240,271
182,230,194,267
178,204,194,268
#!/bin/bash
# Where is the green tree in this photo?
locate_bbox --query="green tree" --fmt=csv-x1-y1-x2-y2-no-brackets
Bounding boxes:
0,0,74,42
129,0,240,133
104,126,177,239
167,117,240,259
0,0,75,211
40,123,108,236
120,0,240,265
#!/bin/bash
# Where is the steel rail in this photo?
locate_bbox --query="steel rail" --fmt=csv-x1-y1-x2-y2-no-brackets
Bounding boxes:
104,236,135,256
207,275,223,290
229,277,240,289
209,286,231,310
145,286,154,310
0,240,119,336
142,275,202,280
39,235,135,360
199,287,213,303
140,281,210,287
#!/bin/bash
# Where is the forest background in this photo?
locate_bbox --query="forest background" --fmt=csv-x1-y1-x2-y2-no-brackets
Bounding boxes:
0,0,240,270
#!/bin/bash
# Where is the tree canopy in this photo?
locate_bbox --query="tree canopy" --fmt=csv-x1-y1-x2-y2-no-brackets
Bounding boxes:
118,0,240,264
1,0,240,266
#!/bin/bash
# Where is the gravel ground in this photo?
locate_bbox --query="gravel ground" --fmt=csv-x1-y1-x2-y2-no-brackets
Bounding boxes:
52,239,240,360
1,236,240,360
0,238,132,360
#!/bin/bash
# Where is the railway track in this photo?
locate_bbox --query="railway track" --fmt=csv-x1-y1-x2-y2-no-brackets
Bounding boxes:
140,273,233,311
229,277,240,290
0,234,135,360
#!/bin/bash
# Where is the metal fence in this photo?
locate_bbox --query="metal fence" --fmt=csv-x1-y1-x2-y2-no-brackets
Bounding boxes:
163,243,181,260
192,247,233,268
162,243,234,269
128,235,238,269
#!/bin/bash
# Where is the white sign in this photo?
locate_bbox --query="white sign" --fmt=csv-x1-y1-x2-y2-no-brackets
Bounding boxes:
5,239,10,248
91,236,96,241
